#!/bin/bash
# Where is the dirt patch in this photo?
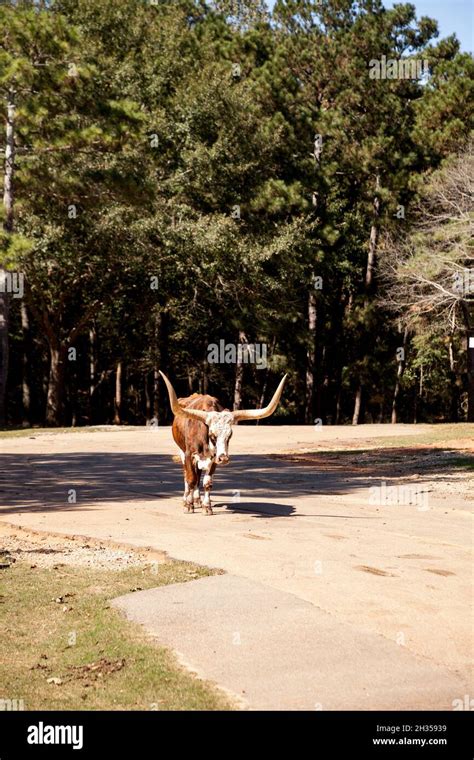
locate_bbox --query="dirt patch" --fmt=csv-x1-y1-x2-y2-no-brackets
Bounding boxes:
273,446,473,472
0,522,168,570
355,565,397,577
67,657,126,682
272,447,474,502
425,568,456,577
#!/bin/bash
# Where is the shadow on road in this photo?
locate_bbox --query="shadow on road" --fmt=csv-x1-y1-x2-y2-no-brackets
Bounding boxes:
0,452,382,517
219,501,295,518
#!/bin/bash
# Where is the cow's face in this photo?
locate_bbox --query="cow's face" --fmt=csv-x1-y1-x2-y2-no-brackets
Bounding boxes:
205,411,233,464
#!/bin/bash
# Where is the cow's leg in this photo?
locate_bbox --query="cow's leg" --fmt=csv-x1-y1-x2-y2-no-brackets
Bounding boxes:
179,451,189,509
202,461,216,516
192,468,203,510
183,454,199,513
183,477,190,509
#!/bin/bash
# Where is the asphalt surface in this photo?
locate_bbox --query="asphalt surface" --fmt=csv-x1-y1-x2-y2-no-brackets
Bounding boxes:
114,574,469,710
1,424,472,709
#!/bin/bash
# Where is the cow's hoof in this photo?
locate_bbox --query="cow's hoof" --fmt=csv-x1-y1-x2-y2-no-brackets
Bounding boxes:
193,499,202,510
183,504,194,513
203,507,213,516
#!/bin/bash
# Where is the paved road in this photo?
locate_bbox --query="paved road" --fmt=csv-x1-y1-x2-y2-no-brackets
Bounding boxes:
1,425,472,709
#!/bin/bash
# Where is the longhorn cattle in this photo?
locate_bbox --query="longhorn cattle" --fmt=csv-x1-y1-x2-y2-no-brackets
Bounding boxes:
159,371,287,515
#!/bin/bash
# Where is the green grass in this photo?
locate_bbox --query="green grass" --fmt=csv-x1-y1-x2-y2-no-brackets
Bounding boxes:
357,424,474,449
0,427,109,439
445,456,474,470
297,423,474,452
1,422,472,441
0,560,230,711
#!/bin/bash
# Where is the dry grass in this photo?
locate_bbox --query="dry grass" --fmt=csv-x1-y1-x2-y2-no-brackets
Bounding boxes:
0,555,230,711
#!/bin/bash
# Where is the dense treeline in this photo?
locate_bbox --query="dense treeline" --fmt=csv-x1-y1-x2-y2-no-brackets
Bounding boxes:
1,0,473,427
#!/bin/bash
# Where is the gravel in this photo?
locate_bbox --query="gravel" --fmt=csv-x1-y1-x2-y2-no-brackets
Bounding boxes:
0,525,158,570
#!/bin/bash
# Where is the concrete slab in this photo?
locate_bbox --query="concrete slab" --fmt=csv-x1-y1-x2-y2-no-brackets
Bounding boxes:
113,573,470,711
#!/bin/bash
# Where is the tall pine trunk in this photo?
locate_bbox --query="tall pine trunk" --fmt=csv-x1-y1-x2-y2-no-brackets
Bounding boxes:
45,343,67,426
467,329,474,422
391,327,408,423
144,373,151,420
448,332,460,422
233,330,247,415
0,91,15,426
352,384,363,425
335,387,342,424
365,174,381,291
114,361,123,424
153,366,160,420
413,364,424,423
460,304,474,421
21,302,32,425
256,336,276,425
305,289,317,423
0,280,9,427
152,311,162,421
202,338,209,395
88,326,97,422
353,174,381,427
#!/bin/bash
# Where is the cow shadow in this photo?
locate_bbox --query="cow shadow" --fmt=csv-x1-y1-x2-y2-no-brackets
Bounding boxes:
213,501,295,518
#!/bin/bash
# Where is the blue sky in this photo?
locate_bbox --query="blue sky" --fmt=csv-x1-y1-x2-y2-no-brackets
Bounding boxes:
383,0,473,52
266,2,473,53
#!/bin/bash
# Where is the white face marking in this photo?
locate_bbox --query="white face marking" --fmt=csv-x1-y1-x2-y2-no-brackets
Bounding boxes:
205,411,233,463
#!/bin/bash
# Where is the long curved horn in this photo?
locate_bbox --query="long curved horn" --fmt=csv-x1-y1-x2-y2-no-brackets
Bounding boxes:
159,371,209,422
232,374,288,422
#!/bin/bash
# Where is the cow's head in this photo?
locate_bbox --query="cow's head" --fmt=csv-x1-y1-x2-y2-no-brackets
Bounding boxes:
160,371,287,465
205,411,233,464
